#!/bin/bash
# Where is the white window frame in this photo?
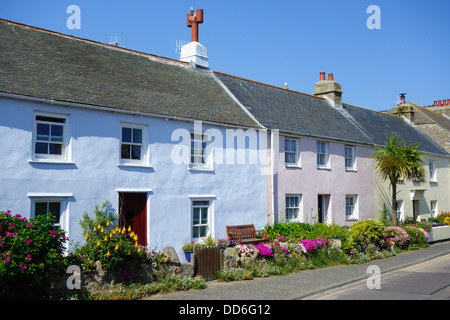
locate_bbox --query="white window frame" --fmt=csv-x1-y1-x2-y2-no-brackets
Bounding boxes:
119,123,149,166
190,197,214,242
285,195,302,222
429,160,437,182
344,145,355,171
285,137,300,167
32,112,70,162
317,141,329,169
345,195,358,220
189,131,212,171
430,200,438,217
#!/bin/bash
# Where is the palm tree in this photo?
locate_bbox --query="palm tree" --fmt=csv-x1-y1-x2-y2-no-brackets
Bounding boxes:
371,134,425,226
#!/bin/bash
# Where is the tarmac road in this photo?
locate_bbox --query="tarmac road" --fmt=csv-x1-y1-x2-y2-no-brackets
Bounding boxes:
303,253,450,300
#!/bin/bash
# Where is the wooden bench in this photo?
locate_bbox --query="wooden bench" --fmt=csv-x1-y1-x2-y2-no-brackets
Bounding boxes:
226,224,267,245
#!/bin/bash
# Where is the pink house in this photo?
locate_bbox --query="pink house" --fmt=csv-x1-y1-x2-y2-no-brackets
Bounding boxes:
215,72,376,226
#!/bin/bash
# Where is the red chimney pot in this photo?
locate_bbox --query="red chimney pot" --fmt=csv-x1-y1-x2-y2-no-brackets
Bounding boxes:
434,101,437,107
328,73,334,81
320,72,325,81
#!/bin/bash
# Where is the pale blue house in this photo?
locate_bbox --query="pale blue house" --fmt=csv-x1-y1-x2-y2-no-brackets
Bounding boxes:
0,19,267,259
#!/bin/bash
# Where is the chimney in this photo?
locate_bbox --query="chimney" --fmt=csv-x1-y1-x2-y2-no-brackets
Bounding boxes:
434,101,438,107
180,8,209,68
395,93,415,123
313,72,343,106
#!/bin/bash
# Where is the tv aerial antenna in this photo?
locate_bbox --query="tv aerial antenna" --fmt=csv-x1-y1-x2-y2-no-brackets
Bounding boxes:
109,36,123,47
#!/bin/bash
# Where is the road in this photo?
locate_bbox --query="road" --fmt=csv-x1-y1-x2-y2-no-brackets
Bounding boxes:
303,253,450,300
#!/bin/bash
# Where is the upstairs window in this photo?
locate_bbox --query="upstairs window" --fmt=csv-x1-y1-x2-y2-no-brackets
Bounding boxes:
317,141,329,168
121,125,145,164
344,145,355,170
190,132,209,169
34,114,67,160
429,160,436,182
285,138,299,166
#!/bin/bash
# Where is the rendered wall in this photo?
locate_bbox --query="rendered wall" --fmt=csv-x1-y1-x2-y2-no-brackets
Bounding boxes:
374,153,450,220
0,96,267,260
274,135,375,226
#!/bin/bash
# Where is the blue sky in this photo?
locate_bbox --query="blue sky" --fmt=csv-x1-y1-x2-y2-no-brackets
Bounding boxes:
1,0,449,111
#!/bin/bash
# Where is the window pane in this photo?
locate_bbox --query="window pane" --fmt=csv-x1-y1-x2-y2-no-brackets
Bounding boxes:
35,142,48,154
131,145,141,160
49,143,62,155
121,144,130,159
48,202,61,223
193,208,200,225
122,127,132,143
200,207,208,224
35,202,48,215
37,123,50,141
133,128,142,144
50,125,64,142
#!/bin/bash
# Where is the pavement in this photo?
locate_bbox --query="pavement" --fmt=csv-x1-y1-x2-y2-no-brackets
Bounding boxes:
144,240,450,300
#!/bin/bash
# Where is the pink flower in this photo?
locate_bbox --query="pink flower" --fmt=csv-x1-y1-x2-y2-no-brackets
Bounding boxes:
21,264,27,270
27,239,32,244
50,230,56,237
4,257,9,263
27,254,32,261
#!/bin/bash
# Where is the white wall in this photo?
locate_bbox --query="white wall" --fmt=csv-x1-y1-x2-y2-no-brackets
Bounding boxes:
0,96,267,260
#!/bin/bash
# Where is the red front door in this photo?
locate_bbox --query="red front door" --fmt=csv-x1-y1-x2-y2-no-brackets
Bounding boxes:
119,193,147,247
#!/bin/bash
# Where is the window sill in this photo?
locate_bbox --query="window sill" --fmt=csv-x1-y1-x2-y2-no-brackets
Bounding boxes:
346,217,358,221
117,163,153,169
285,164,302,169
188,166,214,173
317,167,331,171
345,169,357,172
29,160,75,165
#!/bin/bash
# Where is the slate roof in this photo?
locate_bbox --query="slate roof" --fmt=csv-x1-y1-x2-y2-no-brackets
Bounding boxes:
214,72,449,156
0,19,260,129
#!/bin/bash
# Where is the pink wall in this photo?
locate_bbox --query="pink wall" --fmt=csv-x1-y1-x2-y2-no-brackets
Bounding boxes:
274,135,374,226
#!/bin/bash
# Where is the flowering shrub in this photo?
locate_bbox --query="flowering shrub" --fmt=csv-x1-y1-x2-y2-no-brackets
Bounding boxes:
299,237,329,253
254,244,274,258
236,244,254,257
70,223,154,275
384,226,410,249
0,211,68,297
403,225,429,248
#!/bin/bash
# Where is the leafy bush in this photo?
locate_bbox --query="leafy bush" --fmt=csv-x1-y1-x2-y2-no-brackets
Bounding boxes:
264,222,351,247
79,200,117,236
0,210,68,298
349,219,385,250
403,225,429,249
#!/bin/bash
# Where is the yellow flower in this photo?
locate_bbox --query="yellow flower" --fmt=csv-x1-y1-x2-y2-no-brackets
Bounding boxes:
98,223,101,230
137,247,141,253
134,234,138,242
115,243,119,251
101,226,104,233
128,225,131,232
107,249,110,258
106,220,110,227
85,231,89,240
104,235,108,242
135,242,138,248
127,250,131,255
97,240,100,247
93,226,96,232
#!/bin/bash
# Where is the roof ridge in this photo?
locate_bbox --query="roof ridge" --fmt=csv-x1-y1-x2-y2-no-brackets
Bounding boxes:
213,70,324,100
0,18,188,67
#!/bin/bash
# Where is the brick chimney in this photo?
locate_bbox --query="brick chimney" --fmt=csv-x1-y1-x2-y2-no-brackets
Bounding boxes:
313,72,343,106
180,8,209,68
